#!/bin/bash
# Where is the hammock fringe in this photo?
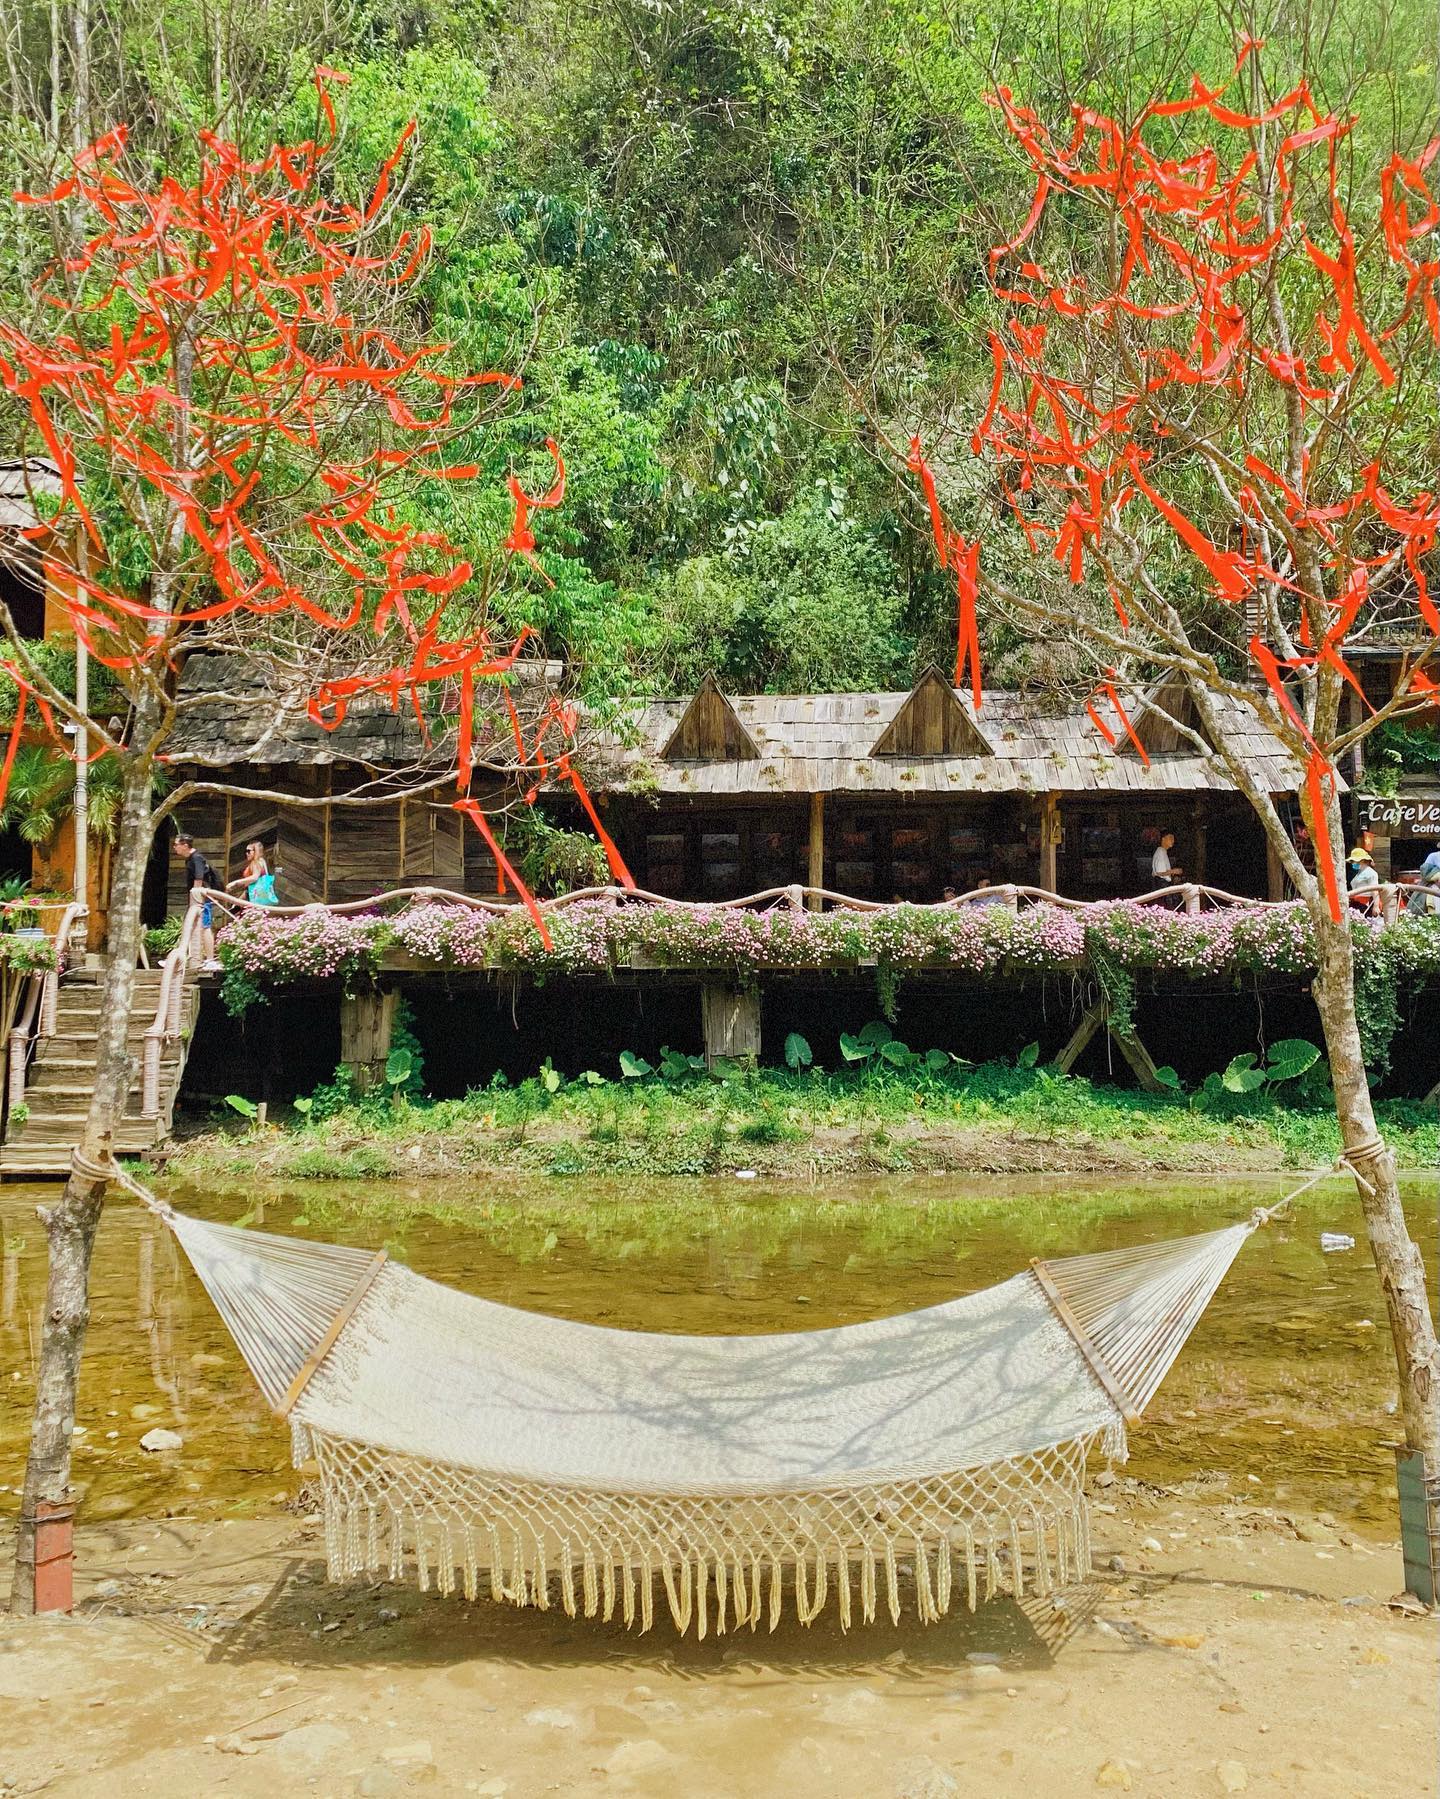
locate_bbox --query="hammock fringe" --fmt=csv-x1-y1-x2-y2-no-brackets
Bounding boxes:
309,1428,1101,1632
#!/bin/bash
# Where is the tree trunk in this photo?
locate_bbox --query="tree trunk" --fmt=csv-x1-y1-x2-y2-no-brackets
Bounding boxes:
1311,913,1440,1578
9,758,154,1613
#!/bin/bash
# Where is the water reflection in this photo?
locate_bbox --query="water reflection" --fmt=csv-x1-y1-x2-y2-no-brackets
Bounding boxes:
0,1172,1429,1530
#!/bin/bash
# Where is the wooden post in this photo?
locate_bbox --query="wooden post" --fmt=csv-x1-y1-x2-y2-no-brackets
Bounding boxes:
1054,1003,1104,1075
1055,1000,1164,1092
340,989,398,1092
701,984,761,1068
1191,797,1207,885
807,793,825,908
1039,793,1060,894
1266,834,1286,902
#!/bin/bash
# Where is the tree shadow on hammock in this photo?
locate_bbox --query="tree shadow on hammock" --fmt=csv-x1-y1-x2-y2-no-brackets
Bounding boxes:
202,1553,1104,1679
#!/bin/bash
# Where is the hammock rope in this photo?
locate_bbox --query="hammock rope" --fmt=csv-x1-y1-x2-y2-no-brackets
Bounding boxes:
88,1153,1356,1634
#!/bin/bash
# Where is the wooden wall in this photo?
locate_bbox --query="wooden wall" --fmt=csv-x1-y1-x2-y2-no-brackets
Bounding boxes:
166,768,494,913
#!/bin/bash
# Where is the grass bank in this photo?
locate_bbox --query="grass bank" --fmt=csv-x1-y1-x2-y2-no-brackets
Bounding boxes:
169,1060,1439,1183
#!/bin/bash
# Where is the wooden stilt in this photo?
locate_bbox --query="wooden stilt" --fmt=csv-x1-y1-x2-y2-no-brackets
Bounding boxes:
702,984,761,1068
340,989,398,1092
1054,1001,1164,1093
1054,1002,1104,1075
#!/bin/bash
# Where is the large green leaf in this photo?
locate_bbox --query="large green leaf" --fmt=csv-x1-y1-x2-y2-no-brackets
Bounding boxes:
783,1031,813,1070
1264,1039,1321,1083
878,1038,918,1067
618,1050,653,1078
839,1032,873,1062
858,1020,893,1046
1221,1052,1265,1094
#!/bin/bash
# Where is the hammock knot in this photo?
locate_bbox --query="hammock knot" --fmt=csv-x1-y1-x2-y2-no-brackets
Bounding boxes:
73,1147,174,1218
70,1146,117,1187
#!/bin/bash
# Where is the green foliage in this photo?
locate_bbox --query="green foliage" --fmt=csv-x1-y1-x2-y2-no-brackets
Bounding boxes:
503,807,610,896
224,1093,259,1119
144,916,184,961
0,934,57,974
1198,1039,1326,1105
783,1031,813,1070
1360,718,1440,798
175,1048,1440,1185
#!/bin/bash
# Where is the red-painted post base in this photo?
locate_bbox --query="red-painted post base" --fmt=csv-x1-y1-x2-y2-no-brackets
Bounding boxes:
33,1499,75,1614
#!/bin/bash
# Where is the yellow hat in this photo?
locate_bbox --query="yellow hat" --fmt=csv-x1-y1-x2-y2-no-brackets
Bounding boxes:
1348,847,1373,862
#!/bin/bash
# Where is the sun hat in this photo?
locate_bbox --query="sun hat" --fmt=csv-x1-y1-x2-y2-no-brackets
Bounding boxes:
1348,847,1373,862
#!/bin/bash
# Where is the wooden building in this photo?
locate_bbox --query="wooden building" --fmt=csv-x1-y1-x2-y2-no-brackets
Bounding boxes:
163,656,490,911
164,660,1298,911
593,669,1291,903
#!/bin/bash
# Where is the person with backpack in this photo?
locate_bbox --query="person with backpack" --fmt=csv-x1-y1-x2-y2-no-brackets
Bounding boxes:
172,833,222,970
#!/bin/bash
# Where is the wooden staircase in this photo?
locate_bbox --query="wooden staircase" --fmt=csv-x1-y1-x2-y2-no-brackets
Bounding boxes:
0,966,199,1177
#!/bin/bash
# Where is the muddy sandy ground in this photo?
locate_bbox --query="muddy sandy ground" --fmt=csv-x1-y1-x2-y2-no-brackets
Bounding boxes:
1,1482,1434,1799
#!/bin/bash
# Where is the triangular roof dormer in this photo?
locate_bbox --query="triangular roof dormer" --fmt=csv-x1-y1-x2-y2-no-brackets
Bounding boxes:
660,673,760,761
1121,673,1215,757
871,667,994,757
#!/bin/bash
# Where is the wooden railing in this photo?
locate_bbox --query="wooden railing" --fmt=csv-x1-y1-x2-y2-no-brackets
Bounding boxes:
140,895,207,1119
205,877,1413,925
5,903,89,1123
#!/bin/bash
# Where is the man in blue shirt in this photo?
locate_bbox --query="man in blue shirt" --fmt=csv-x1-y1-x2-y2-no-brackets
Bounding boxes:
1420,841,1440,880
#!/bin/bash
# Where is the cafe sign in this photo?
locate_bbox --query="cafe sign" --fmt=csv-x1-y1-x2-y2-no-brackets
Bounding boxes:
1359,793,1440,836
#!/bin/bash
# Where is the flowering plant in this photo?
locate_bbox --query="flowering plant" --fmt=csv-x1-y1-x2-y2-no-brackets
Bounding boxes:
215,896,1440,1013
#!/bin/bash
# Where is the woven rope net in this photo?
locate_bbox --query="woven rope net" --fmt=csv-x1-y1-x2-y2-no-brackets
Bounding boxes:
163,1208,1256,1635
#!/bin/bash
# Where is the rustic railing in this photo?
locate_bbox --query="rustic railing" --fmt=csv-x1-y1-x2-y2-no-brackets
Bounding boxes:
5,903,89,1122
140,895,207,1120
206,877,1412,925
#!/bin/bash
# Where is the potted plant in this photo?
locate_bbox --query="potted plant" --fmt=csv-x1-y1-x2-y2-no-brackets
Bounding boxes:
0,876,41,935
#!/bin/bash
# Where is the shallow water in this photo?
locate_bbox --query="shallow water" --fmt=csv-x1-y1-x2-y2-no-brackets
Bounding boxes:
0,1172,1432,1533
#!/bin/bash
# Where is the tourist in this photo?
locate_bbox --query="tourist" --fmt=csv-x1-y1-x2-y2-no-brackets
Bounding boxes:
1406,869,1440,917
972,873,1007,906
942,886,958,903
1347,846,1380,913
1420,840,1440,880
228,839,277,907
172,833,222,970
1150,830,1182,885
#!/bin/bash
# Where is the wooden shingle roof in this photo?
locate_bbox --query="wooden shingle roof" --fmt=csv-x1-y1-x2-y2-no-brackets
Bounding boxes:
611,685,1303,797
168,656,1305,797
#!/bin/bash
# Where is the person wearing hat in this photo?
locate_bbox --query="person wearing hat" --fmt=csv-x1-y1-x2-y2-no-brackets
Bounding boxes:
1347,845,1380,913
1420,840,1440,881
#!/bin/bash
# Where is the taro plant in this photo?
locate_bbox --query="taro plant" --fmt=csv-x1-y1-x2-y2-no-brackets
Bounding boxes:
658,1047,708,1080
783,1031,813,1071
1183,1039,1325,1105
839,1020,963,1073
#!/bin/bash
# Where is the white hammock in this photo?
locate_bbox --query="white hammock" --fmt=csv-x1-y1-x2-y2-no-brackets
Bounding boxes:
144,1193,1268,1635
